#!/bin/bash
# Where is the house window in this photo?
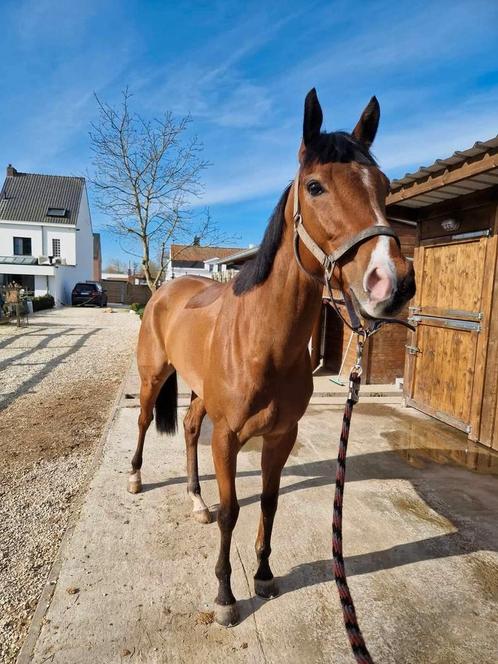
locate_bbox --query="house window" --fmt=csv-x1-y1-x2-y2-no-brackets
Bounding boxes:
47,207,67,218
52,238,61,258
13,237,32,256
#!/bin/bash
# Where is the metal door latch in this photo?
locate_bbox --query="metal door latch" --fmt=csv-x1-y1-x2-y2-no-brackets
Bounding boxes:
405,345,421,355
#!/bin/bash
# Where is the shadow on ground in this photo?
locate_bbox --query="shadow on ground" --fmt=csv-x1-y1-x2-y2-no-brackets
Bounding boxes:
0,324,101,410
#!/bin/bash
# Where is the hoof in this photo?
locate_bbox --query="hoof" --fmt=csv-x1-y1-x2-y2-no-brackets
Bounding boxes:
127,471,142,494
214,602,239,627
193,508,212,524
254,578,279,599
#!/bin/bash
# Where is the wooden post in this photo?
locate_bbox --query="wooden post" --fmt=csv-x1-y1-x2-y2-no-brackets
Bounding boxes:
468,235,498,442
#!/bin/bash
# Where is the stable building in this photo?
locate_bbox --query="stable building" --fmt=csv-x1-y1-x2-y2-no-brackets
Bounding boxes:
386,136,498,450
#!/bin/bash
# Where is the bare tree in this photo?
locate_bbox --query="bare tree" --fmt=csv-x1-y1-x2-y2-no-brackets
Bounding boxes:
89,89,227,292
104,257,128,274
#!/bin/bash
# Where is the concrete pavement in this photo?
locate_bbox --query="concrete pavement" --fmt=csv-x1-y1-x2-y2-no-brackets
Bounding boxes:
21,364,498,663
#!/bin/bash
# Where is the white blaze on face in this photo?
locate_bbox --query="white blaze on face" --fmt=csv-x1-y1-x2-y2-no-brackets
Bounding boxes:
359,168,396,307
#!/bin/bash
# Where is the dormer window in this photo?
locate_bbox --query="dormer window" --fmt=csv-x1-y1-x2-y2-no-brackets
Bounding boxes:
47,207,67,218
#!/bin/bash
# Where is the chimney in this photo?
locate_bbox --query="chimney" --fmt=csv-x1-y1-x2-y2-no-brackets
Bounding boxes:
6,164,17,176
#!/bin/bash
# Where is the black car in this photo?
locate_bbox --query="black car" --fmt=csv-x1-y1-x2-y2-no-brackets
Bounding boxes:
71,282,108,307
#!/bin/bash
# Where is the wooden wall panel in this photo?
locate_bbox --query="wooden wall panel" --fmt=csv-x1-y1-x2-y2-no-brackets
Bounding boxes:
419,203,495,241
412,324,477,427
418,240,486,312
366,307,410,383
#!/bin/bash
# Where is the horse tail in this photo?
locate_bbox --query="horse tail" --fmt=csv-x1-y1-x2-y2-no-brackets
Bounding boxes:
155,371,178,435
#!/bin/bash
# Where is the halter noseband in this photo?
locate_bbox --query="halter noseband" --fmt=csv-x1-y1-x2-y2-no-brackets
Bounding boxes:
292,170,412,335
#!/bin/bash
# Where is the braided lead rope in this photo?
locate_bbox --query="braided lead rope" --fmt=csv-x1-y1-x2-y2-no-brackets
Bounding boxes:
333,339,374,664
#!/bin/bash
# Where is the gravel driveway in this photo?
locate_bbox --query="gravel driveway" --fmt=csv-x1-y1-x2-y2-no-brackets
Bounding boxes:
0,306,140,664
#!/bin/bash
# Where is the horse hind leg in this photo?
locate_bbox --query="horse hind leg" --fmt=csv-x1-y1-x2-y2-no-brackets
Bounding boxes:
128,365,175,494
183,393,211,523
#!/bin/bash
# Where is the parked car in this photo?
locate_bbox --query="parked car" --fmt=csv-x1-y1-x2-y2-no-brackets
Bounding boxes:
71,282,108,307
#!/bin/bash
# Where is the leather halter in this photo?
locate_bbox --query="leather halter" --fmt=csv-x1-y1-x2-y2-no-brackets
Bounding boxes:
291,170,412,334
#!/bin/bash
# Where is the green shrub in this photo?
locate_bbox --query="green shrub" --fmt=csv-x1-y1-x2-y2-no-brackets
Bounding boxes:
32,294,55,312
131,304,145,319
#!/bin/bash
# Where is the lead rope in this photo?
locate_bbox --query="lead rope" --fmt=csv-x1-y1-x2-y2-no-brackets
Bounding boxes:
333,332,374,664
290,170,413,662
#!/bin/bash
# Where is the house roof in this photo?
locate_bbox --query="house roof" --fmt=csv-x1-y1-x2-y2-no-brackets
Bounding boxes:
170,244,246,263
211,246,259,265
387,135,498,209
0,166,85,225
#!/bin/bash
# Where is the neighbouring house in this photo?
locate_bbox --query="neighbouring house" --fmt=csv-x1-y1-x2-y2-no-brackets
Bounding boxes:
210,245,259,281
101,271,129,282
0,165,99,305
167,243,247,280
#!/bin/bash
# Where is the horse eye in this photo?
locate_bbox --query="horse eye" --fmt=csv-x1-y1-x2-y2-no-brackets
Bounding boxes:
307,180,324,197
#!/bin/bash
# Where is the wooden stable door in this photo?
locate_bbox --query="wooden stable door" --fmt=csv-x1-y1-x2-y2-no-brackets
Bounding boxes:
404,235,498,439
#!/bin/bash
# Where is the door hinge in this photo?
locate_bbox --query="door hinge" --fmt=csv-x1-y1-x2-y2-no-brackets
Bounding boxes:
405,345,421,355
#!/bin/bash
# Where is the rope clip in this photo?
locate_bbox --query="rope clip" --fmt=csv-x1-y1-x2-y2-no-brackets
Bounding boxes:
348,331,367,404
347,376,361,404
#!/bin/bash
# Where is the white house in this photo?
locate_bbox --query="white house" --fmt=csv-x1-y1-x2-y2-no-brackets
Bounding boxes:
166,243,247,280
209,245,258,277
0,165,100,305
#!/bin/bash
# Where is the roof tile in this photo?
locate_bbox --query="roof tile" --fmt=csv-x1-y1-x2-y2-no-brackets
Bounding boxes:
0,170,84,225
170,244,246,262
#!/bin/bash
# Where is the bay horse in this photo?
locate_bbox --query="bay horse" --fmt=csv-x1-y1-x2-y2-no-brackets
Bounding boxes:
128,89,415,626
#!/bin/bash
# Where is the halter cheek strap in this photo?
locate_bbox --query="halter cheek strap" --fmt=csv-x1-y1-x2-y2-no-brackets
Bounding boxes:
292,170,413,334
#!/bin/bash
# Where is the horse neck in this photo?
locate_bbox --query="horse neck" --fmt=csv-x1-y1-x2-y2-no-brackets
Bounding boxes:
242,204,323,366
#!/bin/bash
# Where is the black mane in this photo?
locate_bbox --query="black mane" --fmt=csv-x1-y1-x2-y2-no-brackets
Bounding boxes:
233,131,376,296
233,184,291,296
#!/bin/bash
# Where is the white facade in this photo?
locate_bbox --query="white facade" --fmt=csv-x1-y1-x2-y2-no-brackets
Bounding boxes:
165,263,216,280
0,179,96,305
0,222,77,265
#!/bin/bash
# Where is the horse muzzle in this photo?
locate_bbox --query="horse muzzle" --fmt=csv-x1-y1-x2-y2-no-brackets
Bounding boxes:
354,261,416,319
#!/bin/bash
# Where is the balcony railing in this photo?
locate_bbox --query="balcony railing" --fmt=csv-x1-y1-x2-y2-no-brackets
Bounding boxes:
211,269,238,283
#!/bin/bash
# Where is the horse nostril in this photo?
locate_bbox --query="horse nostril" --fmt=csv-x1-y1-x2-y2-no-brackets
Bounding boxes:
366,266,393,302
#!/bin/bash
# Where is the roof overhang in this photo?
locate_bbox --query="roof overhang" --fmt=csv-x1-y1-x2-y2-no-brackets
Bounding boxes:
212,246,259,265
0,261,56,276
386,137,498,210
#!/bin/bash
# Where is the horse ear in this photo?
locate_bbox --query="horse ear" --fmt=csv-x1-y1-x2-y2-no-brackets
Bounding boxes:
303,88,323,146
352,96,380,148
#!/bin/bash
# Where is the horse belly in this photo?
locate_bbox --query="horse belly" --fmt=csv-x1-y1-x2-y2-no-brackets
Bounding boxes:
165,305,217,400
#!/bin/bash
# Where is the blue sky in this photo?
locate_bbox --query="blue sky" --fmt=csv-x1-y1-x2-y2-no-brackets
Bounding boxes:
1,0,498,266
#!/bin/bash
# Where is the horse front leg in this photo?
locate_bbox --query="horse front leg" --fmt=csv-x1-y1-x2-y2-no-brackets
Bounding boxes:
254,425,297,598
211,423,240,626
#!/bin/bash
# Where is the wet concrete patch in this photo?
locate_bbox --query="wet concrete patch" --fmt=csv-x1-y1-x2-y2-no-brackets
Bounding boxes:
382,414,498,477
390,494,455,531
